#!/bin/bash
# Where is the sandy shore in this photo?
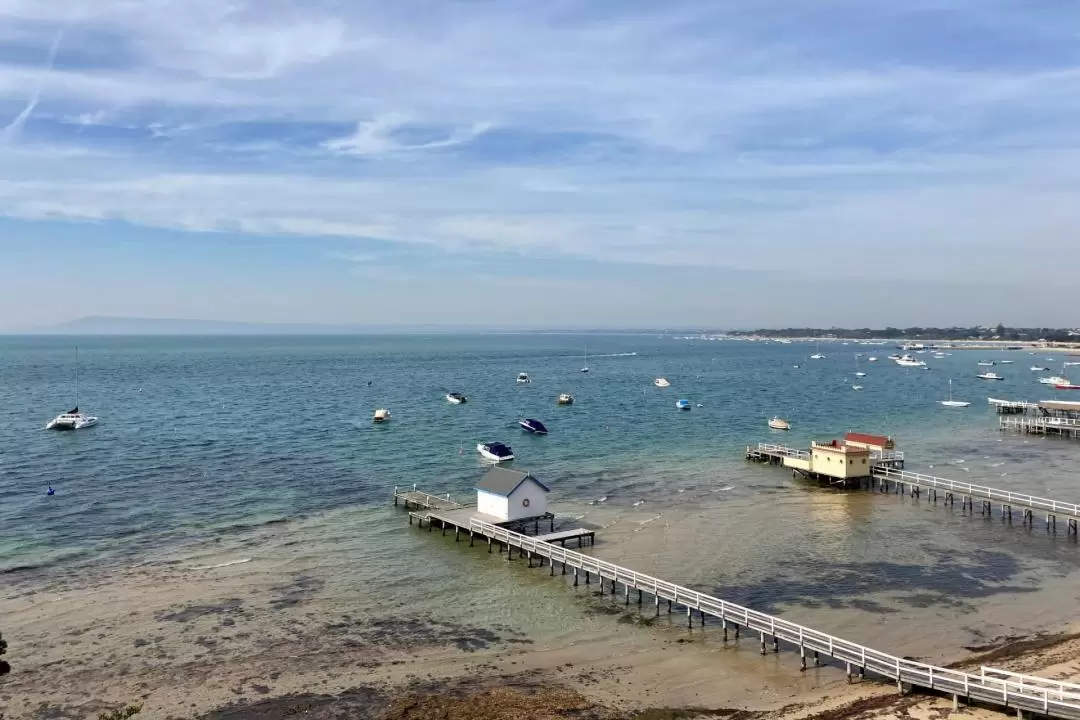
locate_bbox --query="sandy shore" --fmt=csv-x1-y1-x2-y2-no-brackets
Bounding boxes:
2,547,1079,720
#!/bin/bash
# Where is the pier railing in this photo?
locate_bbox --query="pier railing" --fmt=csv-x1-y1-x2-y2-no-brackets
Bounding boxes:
872,467,1080,519
1001,416,1080,428
465,517,1080,718
755,443,810,459
393,486,464,510
981,667,1080,702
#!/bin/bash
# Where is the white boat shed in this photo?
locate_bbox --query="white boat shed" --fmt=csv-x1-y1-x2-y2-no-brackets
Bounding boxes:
476,467,550,522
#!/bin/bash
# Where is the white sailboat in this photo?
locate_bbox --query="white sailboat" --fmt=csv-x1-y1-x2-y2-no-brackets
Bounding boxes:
810,339,825,360
46,346,99,431
580,344,589,373
854,354,866,377
940,378,970,407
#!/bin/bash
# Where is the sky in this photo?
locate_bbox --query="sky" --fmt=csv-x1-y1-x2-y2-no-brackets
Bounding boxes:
1,0,1079,330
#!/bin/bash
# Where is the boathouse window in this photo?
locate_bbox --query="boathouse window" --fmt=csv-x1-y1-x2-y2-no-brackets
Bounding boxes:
862,459,867,464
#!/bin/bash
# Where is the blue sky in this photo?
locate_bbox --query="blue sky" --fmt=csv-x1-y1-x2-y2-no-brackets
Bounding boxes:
1,0,1079,330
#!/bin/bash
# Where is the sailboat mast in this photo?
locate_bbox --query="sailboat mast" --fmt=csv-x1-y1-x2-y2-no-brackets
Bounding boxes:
75,345,79,408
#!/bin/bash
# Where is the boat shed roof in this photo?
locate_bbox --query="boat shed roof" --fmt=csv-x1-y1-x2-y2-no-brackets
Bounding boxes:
477,467,550,497
845,432,894,448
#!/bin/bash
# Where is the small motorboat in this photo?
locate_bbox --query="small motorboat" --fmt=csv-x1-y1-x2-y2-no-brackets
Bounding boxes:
654,377,671,388
519,418,549,434
976,371,1004,381
768,416,790,430
854,371,867,377
477,441,514,463
446,392,467,404
887,354,901,361
1031,366,1049,371
676,399,691,410
1000,360,1014,364
516,372,531,384
895,354,926,367
1039,376,1069,385
851,384,863,390
46,407,98,431
557,392,574,405
810,353,825,360
792,363,800,369
867,357,878,362
1056,383,1080,390
977,361,996,367
372,408,391,423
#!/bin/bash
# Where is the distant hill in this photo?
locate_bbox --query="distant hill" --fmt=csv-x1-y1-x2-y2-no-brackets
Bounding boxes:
28,316,469,335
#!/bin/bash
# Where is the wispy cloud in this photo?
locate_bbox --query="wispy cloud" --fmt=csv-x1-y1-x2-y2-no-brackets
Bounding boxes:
2,0,1080,299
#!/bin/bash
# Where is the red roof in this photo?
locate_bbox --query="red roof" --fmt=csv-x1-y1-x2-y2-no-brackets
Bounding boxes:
845,432,892,447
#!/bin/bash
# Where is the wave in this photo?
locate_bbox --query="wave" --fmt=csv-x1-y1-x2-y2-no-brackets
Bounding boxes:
192,558,252,570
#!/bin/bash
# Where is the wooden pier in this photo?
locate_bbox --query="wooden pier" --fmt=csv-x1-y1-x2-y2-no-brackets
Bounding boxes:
1000,415,1080,440
394,485,465,511
871,467,1080,535
399,494,1080,719
745,442,905,473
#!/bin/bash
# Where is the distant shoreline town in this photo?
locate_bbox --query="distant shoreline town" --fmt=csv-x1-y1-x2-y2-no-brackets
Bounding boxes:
717,325,1080,348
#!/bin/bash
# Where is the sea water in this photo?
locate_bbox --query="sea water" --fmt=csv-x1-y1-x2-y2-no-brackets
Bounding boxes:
2,335,1080,668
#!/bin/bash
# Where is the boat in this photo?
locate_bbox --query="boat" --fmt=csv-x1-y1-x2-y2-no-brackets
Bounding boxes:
867,357,878,362
895,354,926,367
557,392,574,405
940,378,970,407
1030,366,1049,371
1039,376,1069,385
976,371,1004,381
809,340,825,360
854,354,866,377
477,441,514,463
1000,360,1014,364
654,377,671,388
792,363,800,369
676,399,691,410
446,392,467,404
977,361,996,367
580,344,589,373
887,354,901,361
519,418,549,434
851,384,863,390
768,416,791,430
45,347,98,431
372,408,391,423
516,372,531,384
1056,384,1080,390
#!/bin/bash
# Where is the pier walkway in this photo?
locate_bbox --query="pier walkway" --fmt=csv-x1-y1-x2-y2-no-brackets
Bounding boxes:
408,501,1080,718
871,467,1080,534
1000,415,1080,440
393,485,464,512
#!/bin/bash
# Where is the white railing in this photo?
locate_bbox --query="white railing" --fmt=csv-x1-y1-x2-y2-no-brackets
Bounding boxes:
393,486,463,509
872,450,905,462
871,467,1080,518
755,443,810,459
1001,416,1080,428
464,517,1080,718
981,667,1080,702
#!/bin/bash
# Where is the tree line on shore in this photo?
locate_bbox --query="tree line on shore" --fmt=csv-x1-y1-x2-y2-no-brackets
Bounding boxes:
725,325,1079,342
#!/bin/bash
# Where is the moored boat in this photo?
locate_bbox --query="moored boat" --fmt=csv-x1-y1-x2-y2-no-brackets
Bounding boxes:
45,347,98,431
557,392,574,405
976,371,1004,381
675,399,691,410
768,416,791,430
519,418,549,434
654,377,671,388
373,408,391,423
516,372,531,384
477,441,514,463
446,392,467,404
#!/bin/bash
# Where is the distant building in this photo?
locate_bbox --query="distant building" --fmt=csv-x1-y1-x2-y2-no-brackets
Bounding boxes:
476,467,550,522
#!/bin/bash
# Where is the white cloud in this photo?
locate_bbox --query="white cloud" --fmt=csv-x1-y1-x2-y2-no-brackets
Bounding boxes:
1,0,1080,302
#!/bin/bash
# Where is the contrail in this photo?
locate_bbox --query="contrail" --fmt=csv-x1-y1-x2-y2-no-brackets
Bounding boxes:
1,28,65,140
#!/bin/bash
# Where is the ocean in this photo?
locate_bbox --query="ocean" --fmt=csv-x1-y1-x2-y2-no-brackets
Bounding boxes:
3,334,1080,713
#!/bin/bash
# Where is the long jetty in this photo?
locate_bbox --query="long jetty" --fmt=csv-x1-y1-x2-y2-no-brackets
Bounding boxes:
872,467,1080,534
404,503,1080,719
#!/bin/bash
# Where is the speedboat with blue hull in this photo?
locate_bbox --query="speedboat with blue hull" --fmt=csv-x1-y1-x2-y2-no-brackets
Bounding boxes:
477,442,515,463
518,418,549,434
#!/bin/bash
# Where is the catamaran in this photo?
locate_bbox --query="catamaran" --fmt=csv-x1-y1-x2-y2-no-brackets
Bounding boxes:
46,347,98,431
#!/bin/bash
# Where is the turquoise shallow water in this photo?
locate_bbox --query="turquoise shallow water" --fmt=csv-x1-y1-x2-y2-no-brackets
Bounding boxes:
1,334,1077,573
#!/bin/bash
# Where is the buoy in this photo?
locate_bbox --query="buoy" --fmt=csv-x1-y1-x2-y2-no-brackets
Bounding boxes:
47,486,55,496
